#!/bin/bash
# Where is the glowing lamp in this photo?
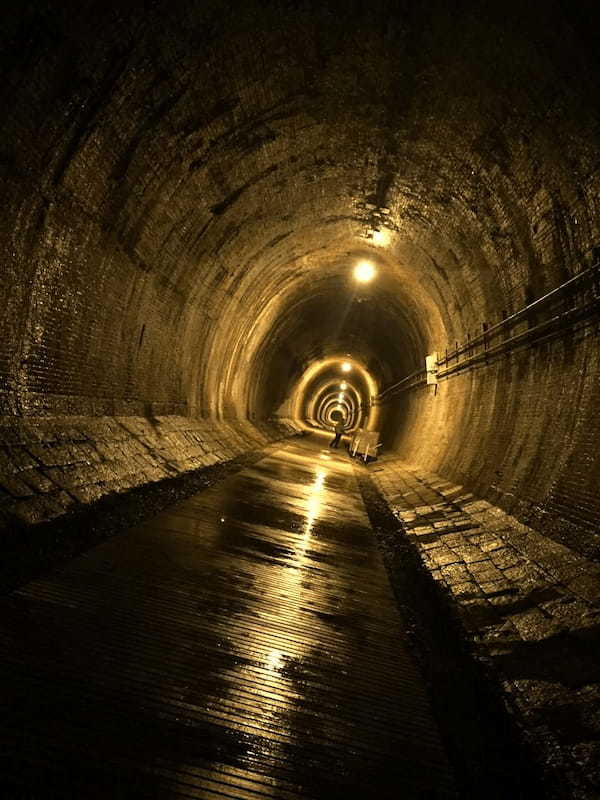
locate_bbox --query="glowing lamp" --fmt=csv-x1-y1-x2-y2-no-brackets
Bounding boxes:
371,229,389,246
353,260,376,283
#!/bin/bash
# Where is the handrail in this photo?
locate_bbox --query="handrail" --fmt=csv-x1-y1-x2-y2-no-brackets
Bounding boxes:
439,257,599,366
375,254,600,403
438,294,598,380
377,366,426,398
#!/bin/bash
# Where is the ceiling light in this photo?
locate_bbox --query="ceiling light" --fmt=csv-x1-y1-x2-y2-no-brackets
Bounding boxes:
341,361,352,372
353,260,376,283
371,229,389,247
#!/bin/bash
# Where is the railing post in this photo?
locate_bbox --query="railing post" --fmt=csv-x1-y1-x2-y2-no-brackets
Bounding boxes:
482,322,488,361
593,251,600,299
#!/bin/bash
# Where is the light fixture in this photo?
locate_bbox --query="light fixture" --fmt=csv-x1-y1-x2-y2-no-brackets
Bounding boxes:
341,361,352,373
371,229,389,247
338,393,344,401
340,381,348,390
353,260,376,283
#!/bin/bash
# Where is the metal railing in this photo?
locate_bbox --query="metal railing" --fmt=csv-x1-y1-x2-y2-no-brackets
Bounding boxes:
375,252,600,404
376,366,427,400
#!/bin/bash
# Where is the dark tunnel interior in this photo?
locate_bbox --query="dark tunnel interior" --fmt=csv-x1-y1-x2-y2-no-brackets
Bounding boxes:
3,0,599,535
1,0,599,797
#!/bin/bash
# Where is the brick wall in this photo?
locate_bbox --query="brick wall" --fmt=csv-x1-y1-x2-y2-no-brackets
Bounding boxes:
385,328,600,557
0,415,301,530
1,1,598,550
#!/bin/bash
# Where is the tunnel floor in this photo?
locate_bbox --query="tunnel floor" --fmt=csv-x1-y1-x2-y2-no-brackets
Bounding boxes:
0,436,457,799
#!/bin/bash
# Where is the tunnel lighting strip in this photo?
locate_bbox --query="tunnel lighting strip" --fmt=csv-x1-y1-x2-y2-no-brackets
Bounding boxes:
375,256,600,403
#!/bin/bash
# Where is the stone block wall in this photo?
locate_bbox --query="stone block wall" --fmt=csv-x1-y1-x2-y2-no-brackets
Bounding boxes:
0,415,301,530
1,1,598,568
385,327,600,559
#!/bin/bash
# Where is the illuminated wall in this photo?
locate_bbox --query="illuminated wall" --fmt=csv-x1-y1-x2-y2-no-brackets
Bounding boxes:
0,0,598,542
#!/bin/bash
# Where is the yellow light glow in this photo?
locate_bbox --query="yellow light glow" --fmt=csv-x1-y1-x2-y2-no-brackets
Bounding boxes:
354,260,376,283
371,229,389,247
338,393,344,401
266,649,285,672
305,469,327,536
291,356,380,431
341,361,352,373
340,381,348,390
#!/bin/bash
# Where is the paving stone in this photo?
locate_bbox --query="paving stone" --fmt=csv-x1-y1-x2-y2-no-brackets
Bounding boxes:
458,599,500,631
7,448,39,472
438,533,469,548
503,564,543,585
0,474,36,498
505,608,561,641
451,581,482,598
369,457,600,799
12,495,56,525
489,548,522,569
68,483,112,504
454,545,490,564
467,564,505,584
19,469,57,494
441,563,472,584
567,573,600,605
486,586,521,605
479,579,514,597
539,598,593,630
427,547,461,568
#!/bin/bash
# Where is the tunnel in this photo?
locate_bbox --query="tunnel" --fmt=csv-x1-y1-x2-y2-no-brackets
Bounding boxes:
1,1,599,797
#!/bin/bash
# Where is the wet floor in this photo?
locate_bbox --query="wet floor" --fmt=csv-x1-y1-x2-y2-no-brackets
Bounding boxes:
1,436,457,799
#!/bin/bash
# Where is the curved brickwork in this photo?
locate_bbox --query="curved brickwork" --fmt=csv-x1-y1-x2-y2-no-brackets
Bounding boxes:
0,1,598,620
0,415,302,529
2,6,599,798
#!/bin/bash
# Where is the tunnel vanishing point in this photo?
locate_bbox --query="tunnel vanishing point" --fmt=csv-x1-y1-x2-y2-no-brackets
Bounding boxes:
1,1,600,798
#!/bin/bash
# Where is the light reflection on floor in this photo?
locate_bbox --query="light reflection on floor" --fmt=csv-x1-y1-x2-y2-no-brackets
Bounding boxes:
0,435,457,799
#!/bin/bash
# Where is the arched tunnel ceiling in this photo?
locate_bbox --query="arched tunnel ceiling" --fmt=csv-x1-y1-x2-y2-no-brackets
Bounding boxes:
1,0,598,418
247,270,433,418
311,381,363,430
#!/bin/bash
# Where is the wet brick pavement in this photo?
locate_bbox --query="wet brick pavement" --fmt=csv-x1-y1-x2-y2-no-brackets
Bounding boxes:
0,437,457,799
369,455,600,798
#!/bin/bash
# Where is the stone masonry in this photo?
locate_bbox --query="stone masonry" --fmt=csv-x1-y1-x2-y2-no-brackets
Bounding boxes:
0,415,301,529
370,455,600,799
